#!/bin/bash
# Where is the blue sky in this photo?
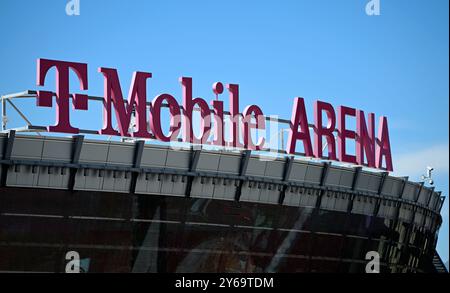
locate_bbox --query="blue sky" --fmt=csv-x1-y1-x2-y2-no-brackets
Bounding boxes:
0,0,448,263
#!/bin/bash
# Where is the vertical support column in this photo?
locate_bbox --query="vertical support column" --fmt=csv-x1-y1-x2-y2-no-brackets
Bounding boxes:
347,167,362,213
68,135,84,191
397,180,422,272
315,162,330,209
129,140,145,194
419,188,437,258
421,188,435,229
437,195,445,213
0,130,15,187
406,182,424,244
434,195,445,213
308,162,331,271
278,156,293,205
374,172,388,217
338,167,361,271
185,148,201,198
414,182,424,203
234,150,251,201
394,177,409,220
375,176,410,272
1,96,6,131
367,172,389,267
425,188,435,208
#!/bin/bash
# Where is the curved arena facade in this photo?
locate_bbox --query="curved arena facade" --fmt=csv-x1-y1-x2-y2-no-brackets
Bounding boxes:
0,132,446,273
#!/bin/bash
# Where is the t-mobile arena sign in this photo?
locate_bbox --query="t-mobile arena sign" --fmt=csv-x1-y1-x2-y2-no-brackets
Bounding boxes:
35,58,393,171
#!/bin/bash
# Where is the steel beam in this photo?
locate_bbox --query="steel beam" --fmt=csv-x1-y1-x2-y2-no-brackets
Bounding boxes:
185,149,201,198
393,177,409,223
351,167,362,191
414,182,425,203
378,172,388,194
68,135,84,191
129,140,145,194
425,188,435,208
345,193,355,213
319,162,331,187
436,196,445,213
278,156,294,204
1,96,6,131
315,162,331,209
235,150,251,201
0,130,15,187
399,177,409,199
421,187,435,228
373,172,388,216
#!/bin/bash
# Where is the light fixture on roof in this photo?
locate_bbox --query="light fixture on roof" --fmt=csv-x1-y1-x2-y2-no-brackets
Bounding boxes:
421,166,434,185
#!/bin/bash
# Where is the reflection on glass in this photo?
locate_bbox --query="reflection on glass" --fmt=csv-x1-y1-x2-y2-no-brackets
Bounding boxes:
0,187,440,273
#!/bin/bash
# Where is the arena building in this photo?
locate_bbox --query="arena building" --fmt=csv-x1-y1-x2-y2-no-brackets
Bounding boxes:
0,58,447,273
0,128,447,272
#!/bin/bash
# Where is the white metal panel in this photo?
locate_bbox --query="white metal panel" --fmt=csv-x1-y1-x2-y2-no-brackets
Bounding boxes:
41,138,72,162
191,177,214,199
259,184,278,204
11,136,44,160
320,192,335,210
417,188,430,205
325,168,341,187
171,175,187,196
284,188,301,207
6,164,39,187
159,174,185,196
425,214,432,229
240,181,260,202
79,142,109,164
339,170,354,189
352,195,365,214
109,171,131,192
381,177,393,196
378,200,397,219
0,136,5,159
37,166,70,189
106,143,134,166
389,178,403,198
322,192,349,212
165,150,190,170
217,154,240,175
299,189,318,208
135,173,150,193
363,197,375,215
249,182,262,202
428,193,437,209
246,158,267,177
414,209,423,226
74,168,102,191
356,172,381,193
367,174,382,192
212,178,235,201
398,204,412,222
264,160,284,180
140,147,168,168
288,162,308,182
135,173,163,194
402,183,417,201
196,153,220,172
304,164,322,184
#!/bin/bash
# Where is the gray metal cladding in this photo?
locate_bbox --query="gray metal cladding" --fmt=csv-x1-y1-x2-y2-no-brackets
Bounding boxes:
0,133,444,233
